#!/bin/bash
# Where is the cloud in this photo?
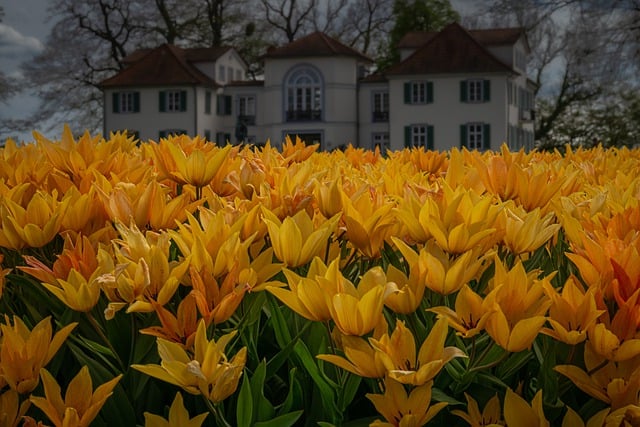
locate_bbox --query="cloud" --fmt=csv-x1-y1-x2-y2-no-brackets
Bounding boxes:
0,23,44,59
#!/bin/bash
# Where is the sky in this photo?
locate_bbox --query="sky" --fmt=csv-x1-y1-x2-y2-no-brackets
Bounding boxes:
0,0,479,143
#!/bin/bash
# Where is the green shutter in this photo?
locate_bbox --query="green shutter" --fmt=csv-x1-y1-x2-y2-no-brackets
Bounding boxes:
404,126,411,148
205,91,211,114
427,125,434,150
460,124,467,148
404,82,411,104
216,95,222,115
483,80,491,102
225,96,232,115
483,124,491,150
159,91,166,112
460,81,467,102
133,92,140,112
112,93,120,113
427,82,433,103
180,91,187,111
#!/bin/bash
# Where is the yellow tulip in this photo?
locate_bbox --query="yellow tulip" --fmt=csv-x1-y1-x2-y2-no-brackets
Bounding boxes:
327,266,392,336
313,176,343,218
451,393,502,427
0,189,69,249
0,255,11,300
30,367,122,427
165,139,233,188
0,389,30,427
587,291,640,362
383,262,426,314
140,296,199,349
316,334,387,378
371,318,466,386
267,258,337,322
341,186,396,258
0,316,77,394
263,208,339,267
555,346,640,409
483,257,550,352
366,379,447,427
144,392,208,427
423,184,501,254
422,243,491,295
429,284,494,338
503,388,549,427
132,320,246,403
561,406,610,427
541,276,604,345
502,205,560,255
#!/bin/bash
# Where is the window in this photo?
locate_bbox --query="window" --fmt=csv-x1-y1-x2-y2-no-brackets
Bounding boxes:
285,66,322,122
159,129,187,139
112,92,140,113
159,90,187,112
403,81,433,104
460,79,490,102
460,123,490,150
217,95,232,115
205,90,212,114
372,91,389,122
219,65,226,82
216,132,231,144
372,132,390,152
238,95,256,125
404,125,434,149
227,66,233,82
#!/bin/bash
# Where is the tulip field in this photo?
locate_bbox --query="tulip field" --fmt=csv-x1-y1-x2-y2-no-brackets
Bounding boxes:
1,126,640,426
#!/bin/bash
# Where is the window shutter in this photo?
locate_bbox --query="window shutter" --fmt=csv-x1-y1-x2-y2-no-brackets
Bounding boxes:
427,82,433,103
427,125,434,150
404,126,411,148
112,93,120,113
205,91,211,114
180,91,187,111
159,130,166,139
225,96,232,115
404,83,411,104
133,92,140,112
460,81,467,102
225,133,231,143
216,95,222,114
483,124,491,150
483,80,491,102
460,124,467,148
159,91,166,112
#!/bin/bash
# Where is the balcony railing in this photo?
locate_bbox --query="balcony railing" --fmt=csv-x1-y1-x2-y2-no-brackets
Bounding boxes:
286,109,322,122
237,114,256,126
372,111,389,122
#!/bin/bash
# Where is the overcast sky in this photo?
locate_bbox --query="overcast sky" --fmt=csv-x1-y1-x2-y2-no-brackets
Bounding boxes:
0,0,479,142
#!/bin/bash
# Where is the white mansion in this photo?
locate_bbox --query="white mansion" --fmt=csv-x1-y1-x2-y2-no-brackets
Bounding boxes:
100,22,536,152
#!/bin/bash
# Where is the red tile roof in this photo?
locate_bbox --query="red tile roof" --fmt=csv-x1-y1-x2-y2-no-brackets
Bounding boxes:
386,22,515,76
398,26,524,49
263,31,373,63
100,44,218,88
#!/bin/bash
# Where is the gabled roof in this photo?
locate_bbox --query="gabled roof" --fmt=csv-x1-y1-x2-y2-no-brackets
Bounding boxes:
386,22,515,76
398,27,525,50
263,31,373,63
100,44,218,88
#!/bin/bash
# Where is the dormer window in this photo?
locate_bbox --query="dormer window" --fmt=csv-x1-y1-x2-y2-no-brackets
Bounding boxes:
285,66,323,122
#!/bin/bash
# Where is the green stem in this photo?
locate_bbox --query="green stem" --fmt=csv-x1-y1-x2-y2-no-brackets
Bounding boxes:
203,397,232,427
470,339,495,369
468,350,509,373
84,311,124,369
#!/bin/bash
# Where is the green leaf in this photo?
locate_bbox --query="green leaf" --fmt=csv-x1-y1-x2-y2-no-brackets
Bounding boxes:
253,410,303,427
338,373,361,412
251,361,275,422
267,294,292,347
237,374,253,427
495,350,534,380
277,368,301,415
293,340,340,420
432,387,464,405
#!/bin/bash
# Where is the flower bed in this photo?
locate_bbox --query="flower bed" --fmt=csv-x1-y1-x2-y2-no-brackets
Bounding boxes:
0,127,639,426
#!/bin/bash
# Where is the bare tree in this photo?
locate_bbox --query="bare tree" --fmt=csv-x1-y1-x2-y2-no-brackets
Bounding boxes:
261,0,317,42
469,0,640,148
340,0,394,56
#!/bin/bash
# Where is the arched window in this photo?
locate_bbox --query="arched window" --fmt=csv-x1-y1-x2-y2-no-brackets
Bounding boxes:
285,66,322,122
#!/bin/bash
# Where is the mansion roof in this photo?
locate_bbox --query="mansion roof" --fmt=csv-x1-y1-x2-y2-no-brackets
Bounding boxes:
263,31,373,63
